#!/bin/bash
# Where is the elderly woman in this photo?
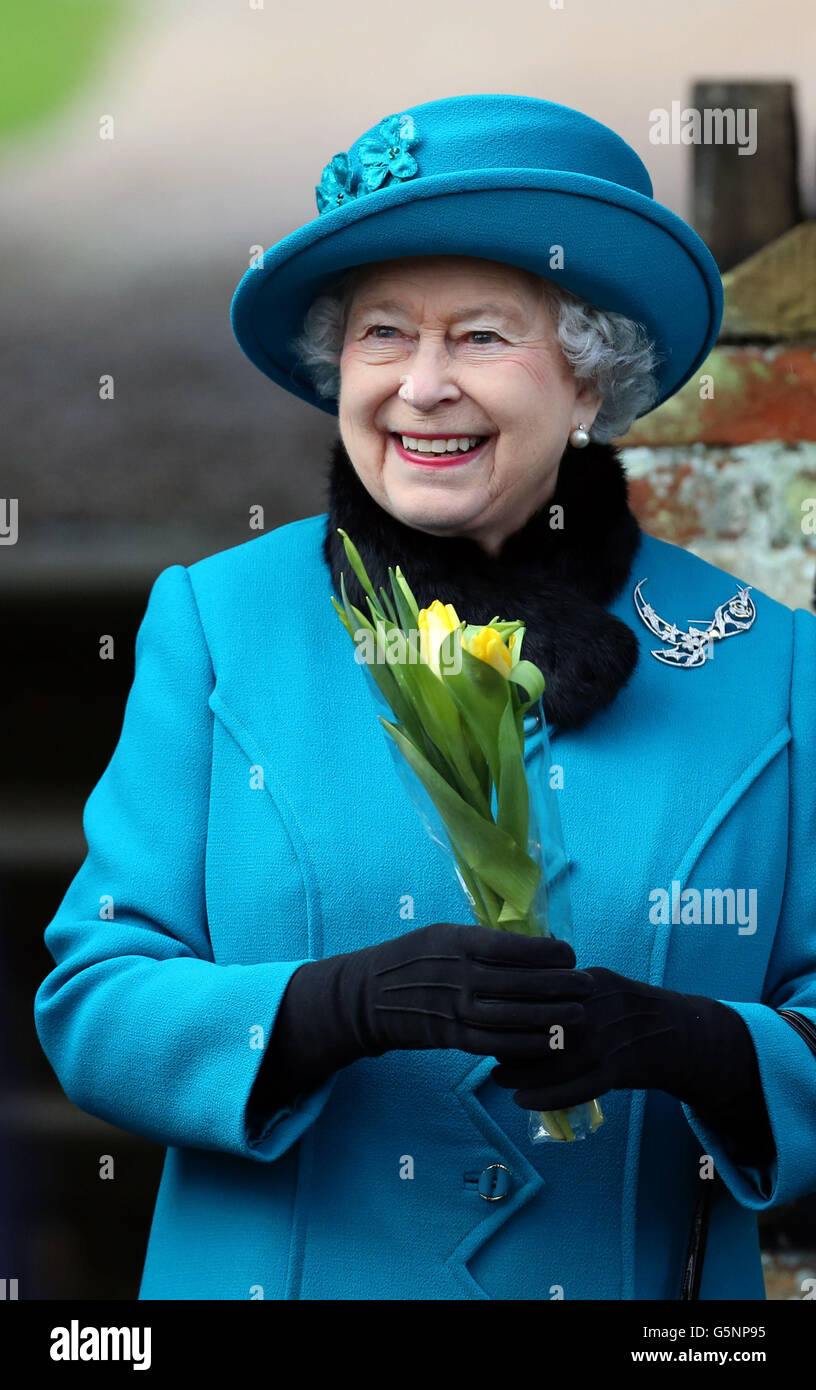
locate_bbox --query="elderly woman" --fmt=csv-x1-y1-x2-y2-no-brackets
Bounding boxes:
34,94,816,1302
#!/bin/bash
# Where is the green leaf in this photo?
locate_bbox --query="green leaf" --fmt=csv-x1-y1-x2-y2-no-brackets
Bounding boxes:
338,573,386,673
336,574,417,728
446,836,502,926
356,616,461,776
392,644,490,815
393,566,420,624
496,899,541,936
441,644,512,789
508,624,526,663
387,567,419,635
496,697,530,851
461,719,491,804
380,717,539,916
508,659,546,711
338,569,371,635
330,594,354,639
336,528,385,619
377,585,398,623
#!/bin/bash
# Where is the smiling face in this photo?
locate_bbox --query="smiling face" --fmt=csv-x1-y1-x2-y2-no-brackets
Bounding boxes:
337,255,602,556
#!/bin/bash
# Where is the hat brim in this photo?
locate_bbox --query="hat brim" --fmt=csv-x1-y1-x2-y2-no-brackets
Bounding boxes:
230,167,723,417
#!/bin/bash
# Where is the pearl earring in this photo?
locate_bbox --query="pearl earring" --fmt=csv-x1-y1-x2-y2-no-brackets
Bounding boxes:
570,423,590,449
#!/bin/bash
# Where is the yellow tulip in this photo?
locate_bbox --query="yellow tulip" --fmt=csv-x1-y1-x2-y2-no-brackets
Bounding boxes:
465,625,513,677
417,600,462,677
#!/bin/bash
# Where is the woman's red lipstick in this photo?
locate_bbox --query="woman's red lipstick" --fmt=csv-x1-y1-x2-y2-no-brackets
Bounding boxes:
389,432,490,466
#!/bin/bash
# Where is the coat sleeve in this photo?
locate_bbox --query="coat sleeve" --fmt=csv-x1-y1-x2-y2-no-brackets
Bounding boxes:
33,563,339,1162
680,605,816,1209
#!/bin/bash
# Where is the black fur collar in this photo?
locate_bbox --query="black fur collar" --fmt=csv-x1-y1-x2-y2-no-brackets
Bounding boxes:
321,435,642,730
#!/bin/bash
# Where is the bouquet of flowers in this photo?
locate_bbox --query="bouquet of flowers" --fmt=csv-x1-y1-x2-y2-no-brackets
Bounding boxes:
331,528,604,1143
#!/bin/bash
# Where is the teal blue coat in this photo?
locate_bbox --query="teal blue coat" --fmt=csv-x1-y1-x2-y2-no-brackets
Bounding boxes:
34,515,816,1300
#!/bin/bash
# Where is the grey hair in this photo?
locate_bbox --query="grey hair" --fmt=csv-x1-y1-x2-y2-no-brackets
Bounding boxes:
287,264,662,442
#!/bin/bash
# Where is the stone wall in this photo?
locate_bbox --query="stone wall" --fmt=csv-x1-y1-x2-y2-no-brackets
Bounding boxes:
616,221,816,614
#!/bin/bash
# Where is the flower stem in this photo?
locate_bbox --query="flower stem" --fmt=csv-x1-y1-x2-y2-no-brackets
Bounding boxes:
587,1098,605,1130
536,1097,606,1142
450,846,499,926
537,1109,572,1141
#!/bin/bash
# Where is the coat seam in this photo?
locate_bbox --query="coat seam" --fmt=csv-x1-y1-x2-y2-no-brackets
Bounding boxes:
759,609,800,1003
206,688,322,961
184,568,313,1301
178,564,217,959
204,691,317,1299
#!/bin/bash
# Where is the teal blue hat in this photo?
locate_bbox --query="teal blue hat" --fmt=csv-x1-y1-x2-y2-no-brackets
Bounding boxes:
230,92,723,417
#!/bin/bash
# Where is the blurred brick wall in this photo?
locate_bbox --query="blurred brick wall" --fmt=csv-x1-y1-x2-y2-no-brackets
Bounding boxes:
616,221,816,614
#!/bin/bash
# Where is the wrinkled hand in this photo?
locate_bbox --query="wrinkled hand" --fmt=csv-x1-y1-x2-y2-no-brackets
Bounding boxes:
490,966,752,1113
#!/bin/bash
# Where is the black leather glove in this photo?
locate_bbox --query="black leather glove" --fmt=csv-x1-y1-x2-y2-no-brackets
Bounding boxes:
490,966,775,1164
249,922,592,1118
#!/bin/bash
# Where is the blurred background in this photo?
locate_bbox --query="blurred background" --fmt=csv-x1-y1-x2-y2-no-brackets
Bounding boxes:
2,0,815,1300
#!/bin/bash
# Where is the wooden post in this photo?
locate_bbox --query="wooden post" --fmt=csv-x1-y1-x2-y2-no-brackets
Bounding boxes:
691,81,802,273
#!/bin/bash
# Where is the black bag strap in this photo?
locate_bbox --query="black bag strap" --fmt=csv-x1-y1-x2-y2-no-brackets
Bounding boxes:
680,1168,724,1300
680,1007,813,1300
777,1008,816,1060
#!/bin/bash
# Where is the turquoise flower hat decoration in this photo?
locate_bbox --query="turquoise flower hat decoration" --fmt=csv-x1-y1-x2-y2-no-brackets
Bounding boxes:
358,113,419,190
314,152,357,215
315,112,420,215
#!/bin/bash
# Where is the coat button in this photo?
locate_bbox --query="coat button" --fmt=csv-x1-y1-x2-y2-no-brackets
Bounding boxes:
463,1163,515,1201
